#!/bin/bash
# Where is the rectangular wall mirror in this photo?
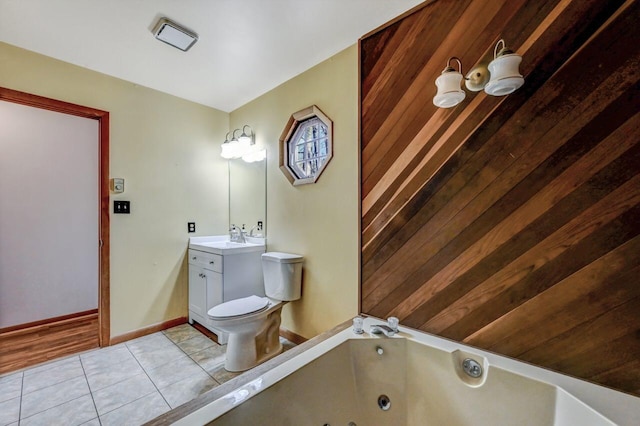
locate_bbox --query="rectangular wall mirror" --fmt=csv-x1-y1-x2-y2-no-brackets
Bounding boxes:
229,157,266,237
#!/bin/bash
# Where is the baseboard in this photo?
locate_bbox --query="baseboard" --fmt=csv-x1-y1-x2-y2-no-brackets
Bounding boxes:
109,317,188,345
279,327,307,345
0,311,99,374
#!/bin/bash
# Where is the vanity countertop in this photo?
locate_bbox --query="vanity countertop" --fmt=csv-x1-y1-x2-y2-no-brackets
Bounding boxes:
189,235,266,255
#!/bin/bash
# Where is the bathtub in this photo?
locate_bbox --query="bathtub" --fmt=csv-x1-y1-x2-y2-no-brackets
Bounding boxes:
151,317,640,425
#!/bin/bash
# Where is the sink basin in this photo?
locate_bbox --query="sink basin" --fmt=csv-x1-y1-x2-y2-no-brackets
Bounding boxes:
189,235,266,255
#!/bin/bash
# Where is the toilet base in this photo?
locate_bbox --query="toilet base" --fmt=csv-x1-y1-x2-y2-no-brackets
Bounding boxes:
222,307,284,372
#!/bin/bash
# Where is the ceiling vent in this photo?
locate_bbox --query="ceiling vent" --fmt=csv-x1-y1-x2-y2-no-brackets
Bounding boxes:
152,17,198,52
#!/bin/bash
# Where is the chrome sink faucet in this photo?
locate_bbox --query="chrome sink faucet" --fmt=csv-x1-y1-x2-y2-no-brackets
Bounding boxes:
229,224,246,243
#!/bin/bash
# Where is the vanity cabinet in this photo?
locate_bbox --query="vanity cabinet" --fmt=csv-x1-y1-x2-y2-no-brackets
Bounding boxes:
187,247,265,343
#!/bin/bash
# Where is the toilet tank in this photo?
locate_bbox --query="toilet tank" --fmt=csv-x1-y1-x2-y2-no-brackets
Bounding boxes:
262,252,303,301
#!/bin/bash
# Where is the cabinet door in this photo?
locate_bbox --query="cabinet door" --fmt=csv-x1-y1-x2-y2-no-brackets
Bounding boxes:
188,266,207,317
205,270,223,313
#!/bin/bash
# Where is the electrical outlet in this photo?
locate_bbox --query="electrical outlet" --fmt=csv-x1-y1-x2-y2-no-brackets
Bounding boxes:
188,222,196,233
114,200,130,214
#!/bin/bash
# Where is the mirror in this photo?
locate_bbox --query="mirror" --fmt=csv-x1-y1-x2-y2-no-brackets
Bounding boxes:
229,158,266,236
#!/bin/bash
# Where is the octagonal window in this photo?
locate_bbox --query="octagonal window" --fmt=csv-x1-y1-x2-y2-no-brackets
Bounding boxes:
279,105,333,185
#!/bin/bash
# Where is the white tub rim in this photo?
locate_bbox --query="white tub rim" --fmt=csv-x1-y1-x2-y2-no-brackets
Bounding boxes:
147,316,640,426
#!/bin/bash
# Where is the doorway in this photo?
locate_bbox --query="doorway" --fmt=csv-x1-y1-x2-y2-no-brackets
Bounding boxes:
0,87,110,373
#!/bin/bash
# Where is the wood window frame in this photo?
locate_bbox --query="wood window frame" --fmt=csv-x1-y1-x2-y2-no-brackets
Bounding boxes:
279,105,333,186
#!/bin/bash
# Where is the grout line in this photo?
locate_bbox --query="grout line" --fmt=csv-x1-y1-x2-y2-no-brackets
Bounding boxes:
125,335,172,409
78,354,102,425
18,372,24,425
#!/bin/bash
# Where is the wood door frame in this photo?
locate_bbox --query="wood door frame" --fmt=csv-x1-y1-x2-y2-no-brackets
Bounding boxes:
0,87,110,346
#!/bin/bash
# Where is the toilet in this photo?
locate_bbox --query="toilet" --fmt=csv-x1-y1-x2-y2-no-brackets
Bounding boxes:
207,252,303,372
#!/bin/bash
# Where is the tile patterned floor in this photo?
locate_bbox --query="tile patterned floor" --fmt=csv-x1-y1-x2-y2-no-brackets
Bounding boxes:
0,324,295,426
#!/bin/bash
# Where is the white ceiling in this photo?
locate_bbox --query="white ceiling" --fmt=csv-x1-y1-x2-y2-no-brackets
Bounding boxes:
0,0,425,112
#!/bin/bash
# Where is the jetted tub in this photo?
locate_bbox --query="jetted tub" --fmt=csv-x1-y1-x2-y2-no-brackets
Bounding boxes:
151,317,640,425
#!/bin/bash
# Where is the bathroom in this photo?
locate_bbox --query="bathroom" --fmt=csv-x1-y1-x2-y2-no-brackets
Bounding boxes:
1,0,639,424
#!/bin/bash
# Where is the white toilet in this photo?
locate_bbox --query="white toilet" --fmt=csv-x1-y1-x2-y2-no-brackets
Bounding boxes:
207,252,303,372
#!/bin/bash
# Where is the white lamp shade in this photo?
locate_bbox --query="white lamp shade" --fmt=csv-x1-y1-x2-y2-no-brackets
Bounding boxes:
433,71,466,108
485,54,524,96
242,147,266,163
221,142,234,159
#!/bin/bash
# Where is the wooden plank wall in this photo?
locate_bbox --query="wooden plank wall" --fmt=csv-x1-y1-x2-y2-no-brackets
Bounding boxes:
360,0,640,396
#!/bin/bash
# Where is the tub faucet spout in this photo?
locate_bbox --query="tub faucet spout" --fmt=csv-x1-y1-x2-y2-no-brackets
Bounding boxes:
370,324,397,337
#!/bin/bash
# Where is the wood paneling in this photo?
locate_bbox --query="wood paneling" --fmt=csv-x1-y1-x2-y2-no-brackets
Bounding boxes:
0,311,99,374
360,0,640,396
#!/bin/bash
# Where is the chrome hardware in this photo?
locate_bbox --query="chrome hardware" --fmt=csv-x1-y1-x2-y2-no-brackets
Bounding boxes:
352,316,364,334
376,346,384,355
370,324,396,337
462,358,483,378
387,316,399,332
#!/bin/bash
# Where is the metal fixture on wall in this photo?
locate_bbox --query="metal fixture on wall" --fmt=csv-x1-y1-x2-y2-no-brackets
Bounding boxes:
152,17,198,51
433,39,524,108
220,125,265,162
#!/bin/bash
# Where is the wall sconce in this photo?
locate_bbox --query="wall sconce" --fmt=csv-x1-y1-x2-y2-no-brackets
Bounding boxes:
220,125,265,162
433,39,524,108
433,57,466,108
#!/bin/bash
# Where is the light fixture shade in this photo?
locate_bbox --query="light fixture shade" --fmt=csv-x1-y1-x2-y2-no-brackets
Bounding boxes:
485,40,524,96
221,141,235,159
433,71,466,108
242,147,266,163
238,125,253,145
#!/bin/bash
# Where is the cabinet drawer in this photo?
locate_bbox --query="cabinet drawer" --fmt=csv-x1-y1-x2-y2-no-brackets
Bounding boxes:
188,249,222,272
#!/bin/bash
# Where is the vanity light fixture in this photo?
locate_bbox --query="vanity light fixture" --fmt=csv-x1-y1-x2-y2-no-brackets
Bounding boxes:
221,132,235,159
433,39,524,108
238,125,254,147
220,125,265,162
152,17,198,51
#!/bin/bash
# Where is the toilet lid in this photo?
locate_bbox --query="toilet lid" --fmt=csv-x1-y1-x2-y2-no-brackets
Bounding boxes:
208,295,269,319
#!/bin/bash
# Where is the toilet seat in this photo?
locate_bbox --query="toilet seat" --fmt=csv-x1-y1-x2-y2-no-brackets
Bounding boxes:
208,295,269,319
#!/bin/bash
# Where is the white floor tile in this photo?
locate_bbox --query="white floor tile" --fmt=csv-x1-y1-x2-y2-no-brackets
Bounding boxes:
23,356,79,377
0,373,22,403
85,356,144,392
21,376,90,419
92,373,156,416
189,344,227,373
99,392,170,426
125,334,174,356
80,345,136,376
22,358,84,395
159,370,219,409
20,394,96,426
133,344,187,371
146,355,205,389
0,396,20,426
175,334,216,355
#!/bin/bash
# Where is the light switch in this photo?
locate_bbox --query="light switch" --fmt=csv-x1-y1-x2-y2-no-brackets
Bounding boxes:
114,200,130,214
110,178,125,193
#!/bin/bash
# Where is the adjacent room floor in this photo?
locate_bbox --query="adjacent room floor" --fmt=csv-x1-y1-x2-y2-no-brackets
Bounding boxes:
0,324,295,425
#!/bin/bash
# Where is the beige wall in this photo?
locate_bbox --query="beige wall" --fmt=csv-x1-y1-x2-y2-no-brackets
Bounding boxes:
229,45,359,338
0,42,230,337
0,40,359,340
